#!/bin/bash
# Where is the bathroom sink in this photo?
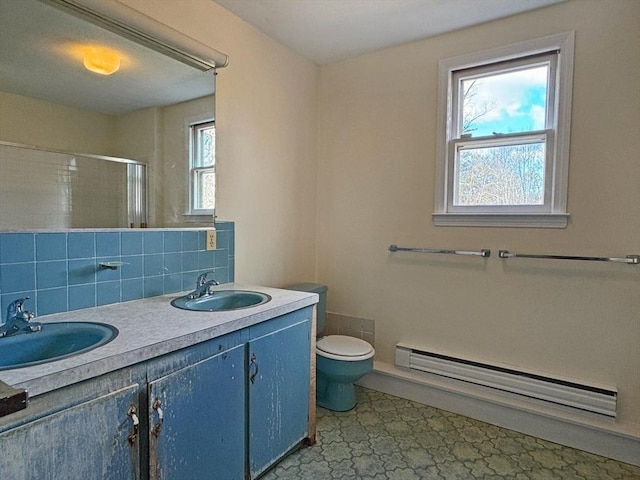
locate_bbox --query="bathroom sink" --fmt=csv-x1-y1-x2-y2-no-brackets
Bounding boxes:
171,290,271,312
0,322,118,370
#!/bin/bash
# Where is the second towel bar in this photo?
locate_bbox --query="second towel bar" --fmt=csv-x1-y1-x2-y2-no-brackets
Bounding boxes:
389,245,491,258
498,250,640,265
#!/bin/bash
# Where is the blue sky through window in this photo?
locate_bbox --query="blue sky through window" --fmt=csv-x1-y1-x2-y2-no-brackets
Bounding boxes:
461,65,548,137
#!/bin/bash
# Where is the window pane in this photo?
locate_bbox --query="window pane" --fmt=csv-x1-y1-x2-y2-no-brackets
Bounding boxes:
460,65,548,137
454,142,545,206
195,170,215,210
194,124,215,168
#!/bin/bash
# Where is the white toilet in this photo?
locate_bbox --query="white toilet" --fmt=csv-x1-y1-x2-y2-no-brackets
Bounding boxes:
287,283,374,411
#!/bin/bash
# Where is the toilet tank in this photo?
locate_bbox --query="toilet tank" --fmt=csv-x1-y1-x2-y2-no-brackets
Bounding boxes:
286,283,328,333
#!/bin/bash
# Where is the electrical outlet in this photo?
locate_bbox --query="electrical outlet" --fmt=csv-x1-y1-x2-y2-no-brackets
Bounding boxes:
206,229,217,250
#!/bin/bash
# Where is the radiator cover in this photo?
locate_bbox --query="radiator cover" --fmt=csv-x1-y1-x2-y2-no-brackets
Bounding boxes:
395,344,617,417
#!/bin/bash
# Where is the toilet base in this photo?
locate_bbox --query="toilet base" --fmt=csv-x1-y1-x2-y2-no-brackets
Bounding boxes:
316,356,373,412
317,374,357,412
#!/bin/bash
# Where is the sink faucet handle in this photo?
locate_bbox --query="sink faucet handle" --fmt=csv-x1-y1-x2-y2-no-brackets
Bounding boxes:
2,297,38,337
9,298,35,321
7,297,30,317
196,272,208,287
196,271,217,287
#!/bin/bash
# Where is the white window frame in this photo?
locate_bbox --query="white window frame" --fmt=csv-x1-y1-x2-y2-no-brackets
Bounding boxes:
433,32,575,228
187,116,215,216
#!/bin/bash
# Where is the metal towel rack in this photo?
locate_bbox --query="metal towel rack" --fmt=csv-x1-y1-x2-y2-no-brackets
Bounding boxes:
388,245,639,264
389,245,491,258
498,250,640,265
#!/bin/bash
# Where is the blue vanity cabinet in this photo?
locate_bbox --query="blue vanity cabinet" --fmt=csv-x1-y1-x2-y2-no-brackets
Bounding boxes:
0,383,141,479
0,304,315,480
147,307,313,480
248,308,312,479
147,343,246,480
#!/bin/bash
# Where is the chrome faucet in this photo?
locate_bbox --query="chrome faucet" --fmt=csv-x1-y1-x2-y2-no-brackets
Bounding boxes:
186,273,220,299
0,297,41,337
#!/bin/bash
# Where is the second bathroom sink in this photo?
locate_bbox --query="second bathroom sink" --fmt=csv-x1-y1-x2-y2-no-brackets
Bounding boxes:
171,290,271,312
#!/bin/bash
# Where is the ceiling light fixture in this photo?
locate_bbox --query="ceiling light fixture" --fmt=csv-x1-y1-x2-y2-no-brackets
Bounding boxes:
83,47,120,75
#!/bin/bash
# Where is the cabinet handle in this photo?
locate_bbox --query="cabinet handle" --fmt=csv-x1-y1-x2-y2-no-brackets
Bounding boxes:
249,353,259,384
127,405,139,445
151,398,164,437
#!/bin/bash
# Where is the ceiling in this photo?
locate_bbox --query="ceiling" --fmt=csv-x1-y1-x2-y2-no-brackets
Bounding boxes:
0,0,214,115
0,0,565,114
212,0,565,65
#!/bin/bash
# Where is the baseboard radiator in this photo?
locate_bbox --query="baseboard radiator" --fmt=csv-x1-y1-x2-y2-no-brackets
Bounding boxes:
395,344,617,417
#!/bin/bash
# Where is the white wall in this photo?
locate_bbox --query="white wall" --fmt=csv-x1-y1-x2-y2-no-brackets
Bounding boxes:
317,0,639,437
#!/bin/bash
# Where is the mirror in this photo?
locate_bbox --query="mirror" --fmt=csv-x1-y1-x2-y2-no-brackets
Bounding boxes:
0,0,217,230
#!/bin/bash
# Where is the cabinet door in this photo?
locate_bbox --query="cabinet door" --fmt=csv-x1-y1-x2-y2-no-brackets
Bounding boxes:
248,319,311,478
0,384,140,480
148,343,245,480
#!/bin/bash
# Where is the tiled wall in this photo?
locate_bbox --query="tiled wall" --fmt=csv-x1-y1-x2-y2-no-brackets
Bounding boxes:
0,223,234,322
324,312,375,346
0,143,128,230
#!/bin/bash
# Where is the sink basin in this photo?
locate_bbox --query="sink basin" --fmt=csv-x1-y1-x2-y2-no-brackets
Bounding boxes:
0,322,118,370
171,290,271,312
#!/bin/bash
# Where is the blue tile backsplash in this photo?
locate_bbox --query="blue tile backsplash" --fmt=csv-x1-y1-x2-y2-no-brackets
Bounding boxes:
0,223,234,322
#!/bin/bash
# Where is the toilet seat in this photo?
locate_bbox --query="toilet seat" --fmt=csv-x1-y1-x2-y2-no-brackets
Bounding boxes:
316,335,375,361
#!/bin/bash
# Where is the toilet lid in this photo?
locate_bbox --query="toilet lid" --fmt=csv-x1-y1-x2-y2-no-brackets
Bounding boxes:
316,335,374,359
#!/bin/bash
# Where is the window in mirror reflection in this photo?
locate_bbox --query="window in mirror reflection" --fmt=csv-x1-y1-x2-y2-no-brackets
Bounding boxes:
190,120,216,213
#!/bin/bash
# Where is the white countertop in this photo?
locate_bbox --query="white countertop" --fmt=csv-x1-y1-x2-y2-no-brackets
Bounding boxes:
0,284,318,397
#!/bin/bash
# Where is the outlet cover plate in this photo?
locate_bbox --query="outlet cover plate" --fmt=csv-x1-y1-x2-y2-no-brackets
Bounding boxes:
206,230,217,250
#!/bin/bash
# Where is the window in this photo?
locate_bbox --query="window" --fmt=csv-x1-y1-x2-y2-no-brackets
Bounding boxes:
434,32,574,228
189,119,215,214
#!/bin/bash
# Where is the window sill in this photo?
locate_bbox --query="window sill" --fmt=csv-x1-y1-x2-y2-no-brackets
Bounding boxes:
183,213,215,223
432,213,569,228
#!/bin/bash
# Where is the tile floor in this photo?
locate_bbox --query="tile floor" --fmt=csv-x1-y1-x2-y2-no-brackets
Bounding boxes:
263,386,640,480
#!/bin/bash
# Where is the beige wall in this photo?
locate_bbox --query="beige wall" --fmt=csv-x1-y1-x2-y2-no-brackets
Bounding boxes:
317,0,639,435
125,0,638,436
159,96,214,227
113,106,161,226
0,91,113,152
123,0,320,287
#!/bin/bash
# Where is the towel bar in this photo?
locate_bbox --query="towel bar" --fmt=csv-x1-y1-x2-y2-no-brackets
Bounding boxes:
498,250,639,265
389,245,491,258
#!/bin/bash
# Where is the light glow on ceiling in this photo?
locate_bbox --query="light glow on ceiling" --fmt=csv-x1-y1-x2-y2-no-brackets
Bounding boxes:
82,46,121,75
